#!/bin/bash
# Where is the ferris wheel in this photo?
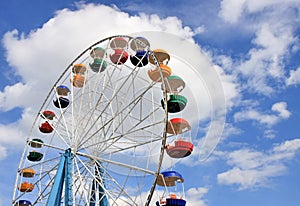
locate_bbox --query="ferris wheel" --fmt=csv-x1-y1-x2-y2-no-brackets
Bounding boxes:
12,35,195,206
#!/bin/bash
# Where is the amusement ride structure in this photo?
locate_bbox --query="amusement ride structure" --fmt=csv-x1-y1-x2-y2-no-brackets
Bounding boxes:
12,35,196,206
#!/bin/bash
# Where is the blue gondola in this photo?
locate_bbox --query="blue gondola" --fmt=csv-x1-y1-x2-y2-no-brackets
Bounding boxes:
14,200,32,206
130,50,149,67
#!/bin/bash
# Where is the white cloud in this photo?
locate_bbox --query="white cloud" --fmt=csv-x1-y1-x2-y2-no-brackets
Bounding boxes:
219,0,300,23
219,0,247,23
0,145,7,160
185,187,208,206
271,102,291,119
0,124,24,145
234,101,290,127
245,0,300,13
217,138,300,189
273,139,300,155
0,82,32,111
286,67,300,86
0,107,35,149
264,129,276,139
218,165,286,189
237,24,295,94
214,65,240,110
218,1,299,95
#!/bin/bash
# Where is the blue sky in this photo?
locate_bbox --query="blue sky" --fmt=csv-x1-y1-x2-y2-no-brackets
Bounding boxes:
1,0,300,205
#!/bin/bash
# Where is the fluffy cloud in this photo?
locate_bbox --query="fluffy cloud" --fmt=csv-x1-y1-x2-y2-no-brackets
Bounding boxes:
219,0,300,23
218,138,300,189
0,83,32,111
234,101,290,127
213,64,240,110
0,107,34,151
185,187,208,206
237,24,295,94
218,0,300,95
273,138,300,156
271,102,291,119
219,0,247,23
286,67,300,86
0,145,7,160
218,165,286,189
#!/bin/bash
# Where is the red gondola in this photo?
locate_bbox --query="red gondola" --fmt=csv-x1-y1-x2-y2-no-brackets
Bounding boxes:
110,49,128,64
166,139,194,158
110,37,128,49
39,122,53,133
167,118,190,135
41,110,56,120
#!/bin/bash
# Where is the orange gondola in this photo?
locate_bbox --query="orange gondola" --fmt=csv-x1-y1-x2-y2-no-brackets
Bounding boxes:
72,74,86,88
71,64,87,88
72,63,87,75
18,182,34,192
148,64,172,82
19,168,35,178
149,49,170,65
